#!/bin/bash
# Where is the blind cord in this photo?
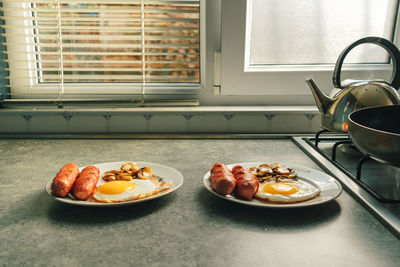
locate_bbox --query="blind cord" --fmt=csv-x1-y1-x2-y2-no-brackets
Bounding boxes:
55,0,64,105
139,0,146,105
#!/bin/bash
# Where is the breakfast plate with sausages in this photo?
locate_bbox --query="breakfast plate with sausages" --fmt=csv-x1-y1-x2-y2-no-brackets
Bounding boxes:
46,161,184,206
203,162,342,208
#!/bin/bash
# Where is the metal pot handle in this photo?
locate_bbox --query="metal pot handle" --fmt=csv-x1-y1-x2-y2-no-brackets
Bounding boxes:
333,36,400,90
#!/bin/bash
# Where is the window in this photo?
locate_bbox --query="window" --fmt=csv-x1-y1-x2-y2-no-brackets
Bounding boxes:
1,0,203,103
220,0,400,98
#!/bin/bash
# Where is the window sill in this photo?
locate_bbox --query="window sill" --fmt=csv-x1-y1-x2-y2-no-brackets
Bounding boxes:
0,105,319,115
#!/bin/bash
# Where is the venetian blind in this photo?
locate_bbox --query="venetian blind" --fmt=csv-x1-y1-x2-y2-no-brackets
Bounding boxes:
0,0,200,103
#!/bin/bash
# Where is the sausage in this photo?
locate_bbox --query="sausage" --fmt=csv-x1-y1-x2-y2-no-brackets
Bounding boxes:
71,165,100,200
210,162,237,195
231,165,259,200
51,163,80,197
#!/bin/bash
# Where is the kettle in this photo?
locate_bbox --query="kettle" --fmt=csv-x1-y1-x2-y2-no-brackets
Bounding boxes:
306,36,400,133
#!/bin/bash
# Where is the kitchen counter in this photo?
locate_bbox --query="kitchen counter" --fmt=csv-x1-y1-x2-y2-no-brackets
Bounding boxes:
0,138,399,266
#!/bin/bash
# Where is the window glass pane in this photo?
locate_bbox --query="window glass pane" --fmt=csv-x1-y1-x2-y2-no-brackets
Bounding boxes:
34,1,200,83
249,0,398,65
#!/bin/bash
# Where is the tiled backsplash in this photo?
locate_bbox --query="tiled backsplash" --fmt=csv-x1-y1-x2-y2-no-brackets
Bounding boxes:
0,112,321,134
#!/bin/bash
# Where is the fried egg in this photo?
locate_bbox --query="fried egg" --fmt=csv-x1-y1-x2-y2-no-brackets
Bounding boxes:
255,179,320,203
93,179,158,203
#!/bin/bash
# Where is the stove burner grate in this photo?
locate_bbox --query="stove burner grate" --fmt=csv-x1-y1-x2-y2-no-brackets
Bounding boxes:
310,131,400,203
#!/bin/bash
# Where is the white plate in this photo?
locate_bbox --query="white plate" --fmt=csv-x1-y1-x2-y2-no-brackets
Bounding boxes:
203,162,342,208
46,161,184,207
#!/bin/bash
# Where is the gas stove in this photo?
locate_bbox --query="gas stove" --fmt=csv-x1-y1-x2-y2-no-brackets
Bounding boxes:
293,133,400,238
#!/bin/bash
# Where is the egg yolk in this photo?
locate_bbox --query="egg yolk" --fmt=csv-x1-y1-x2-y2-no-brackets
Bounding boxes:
263,183,298,195
97,181,136,194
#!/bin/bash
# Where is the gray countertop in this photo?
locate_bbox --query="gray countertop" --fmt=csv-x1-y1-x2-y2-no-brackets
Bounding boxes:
0,138,399,266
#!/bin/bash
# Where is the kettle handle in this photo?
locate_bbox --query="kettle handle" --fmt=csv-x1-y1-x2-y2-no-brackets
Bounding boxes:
333,36,400,90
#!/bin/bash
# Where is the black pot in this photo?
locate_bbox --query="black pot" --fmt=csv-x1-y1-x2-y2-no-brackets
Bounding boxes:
348,105,400,167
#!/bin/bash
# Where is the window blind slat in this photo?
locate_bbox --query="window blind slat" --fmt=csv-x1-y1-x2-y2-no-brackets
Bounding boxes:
2,51,199,56
2,0,198,4
3,42,199,48
1,15,199,23
1,25,199,31
6,67,199,72
7,75,199,80
2,33,199,41
1,7,198,13
5,59,199,64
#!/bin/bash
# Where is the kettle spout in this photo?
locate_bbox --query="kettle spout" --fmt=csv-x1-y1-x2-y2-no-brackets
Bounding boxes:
306,79,332,114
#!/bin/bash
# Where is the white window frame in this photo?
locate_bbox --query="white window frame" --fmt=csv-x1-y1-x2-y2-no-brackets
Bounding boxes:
220,0,400,97
3,0,206,99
